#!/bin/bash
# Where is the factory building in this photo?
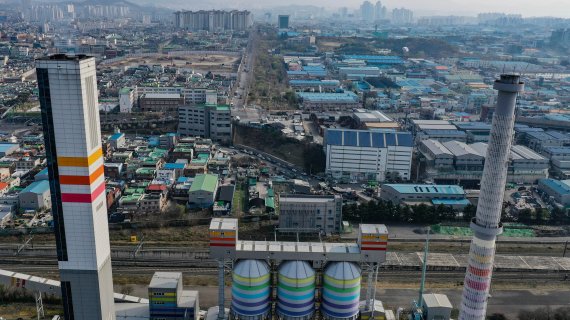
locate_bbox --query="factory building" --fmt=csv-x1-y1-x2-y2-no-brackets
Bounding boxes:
419,139,549,186
178,104,232,143
36,54,115,318
541,146,570,178
352,110,399,131
297,92,360,112
277,194,342,234
324,129,413,183
380,183,469,208
525,131,570,152
537,179,570,207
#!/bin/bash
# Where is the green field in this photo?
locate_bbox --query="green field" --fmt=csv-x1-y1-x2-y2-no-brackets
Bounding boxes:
431,224,535,237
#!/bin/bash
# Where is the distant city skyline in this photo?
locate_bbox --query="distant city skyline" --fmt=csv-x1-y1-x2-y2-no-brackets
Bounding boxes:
29,0,570,18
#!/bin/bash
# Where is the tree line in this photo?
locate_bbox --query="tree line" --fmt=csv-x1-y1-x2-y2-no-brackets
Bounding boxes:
342,200,461,224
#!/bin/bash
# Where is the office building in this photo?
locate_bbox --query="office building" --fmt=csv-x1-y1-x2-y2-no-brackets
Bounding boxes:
178,104,232,143
278,15,289,29
174,10,253,31
324,128,413,183
36,54,115,318
277,194,342,234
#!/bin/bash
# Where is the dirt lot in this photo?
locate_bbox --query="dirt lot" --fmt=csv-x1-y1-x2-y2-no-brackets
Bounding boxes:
104,54,240,73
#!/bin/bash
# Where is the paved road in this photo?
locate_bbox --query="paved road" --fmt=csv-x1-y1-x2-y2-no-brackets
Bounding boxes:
377,288,570,317
124,284,570,318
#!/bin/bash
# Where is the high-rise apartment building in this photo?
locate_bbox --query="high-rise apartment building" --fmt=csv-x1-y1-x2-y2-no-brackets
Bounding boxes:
36,54,115,319
278,15,290,29
360,1,374,22
174,10,253,32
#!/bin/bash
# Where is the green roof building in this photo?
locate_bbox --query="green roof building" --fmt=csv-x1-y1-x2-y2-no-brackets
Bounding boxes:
188,174,219,208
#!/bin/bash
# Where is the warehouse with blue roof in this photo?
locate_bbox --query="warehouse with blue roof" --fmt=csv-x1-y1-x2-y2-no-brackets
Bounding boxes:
324,128,413,183
380,183,470,209
537,179,570,207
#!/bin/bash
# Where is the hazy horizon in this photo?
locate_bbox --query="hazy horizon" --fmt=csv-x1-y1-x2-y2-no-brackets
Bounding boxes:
27,0,570,18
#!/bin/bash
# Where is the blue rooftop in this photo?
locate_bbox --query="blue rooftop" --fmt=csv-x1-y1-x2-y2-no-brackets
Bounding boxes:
343,55,404,65
0,143,18,154
325,129,413,148
110,133,125,141
164,163,186,170
432,198,471,206
297,92,358,102
21,180,50,194
542,146,570,155
385,184,465,195
539,179,570,195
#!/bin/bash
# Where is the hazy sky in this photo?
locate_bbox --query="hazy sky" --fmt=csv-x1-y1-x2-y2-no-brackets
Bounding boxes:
247,0,570,18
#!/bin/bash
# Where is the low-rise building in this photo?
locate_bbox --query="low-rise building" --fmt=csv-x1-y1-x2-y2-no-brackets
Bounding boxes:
277,194,342,234
380,183,469,208
149,272,199,320
188,174,219,208
109,132,126,150
297,92,360,112
18,180,51,210
541,146,570,178
139,93,184,113
0,143,19,157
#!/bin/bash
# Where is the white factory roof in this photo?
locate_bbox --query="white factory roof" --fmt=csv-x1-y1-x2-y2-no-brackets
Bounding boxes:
422,139,453,156
359,224,388,234
511,145,546,161
471,143,547,161
210,217,237,230
353,110,393,122
149,272,180,289
442,141,482,158
422,293,453,308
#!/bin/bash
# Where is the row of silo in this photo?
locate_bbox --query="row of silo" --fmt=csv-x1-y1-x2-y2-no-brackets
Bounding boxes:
231,260,361,320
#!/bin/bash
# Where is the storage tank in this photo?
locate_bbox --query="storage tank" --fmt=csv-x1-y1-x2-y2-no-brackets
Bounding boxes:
276,261,316,320
322,262,361,320
231,260,271,320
